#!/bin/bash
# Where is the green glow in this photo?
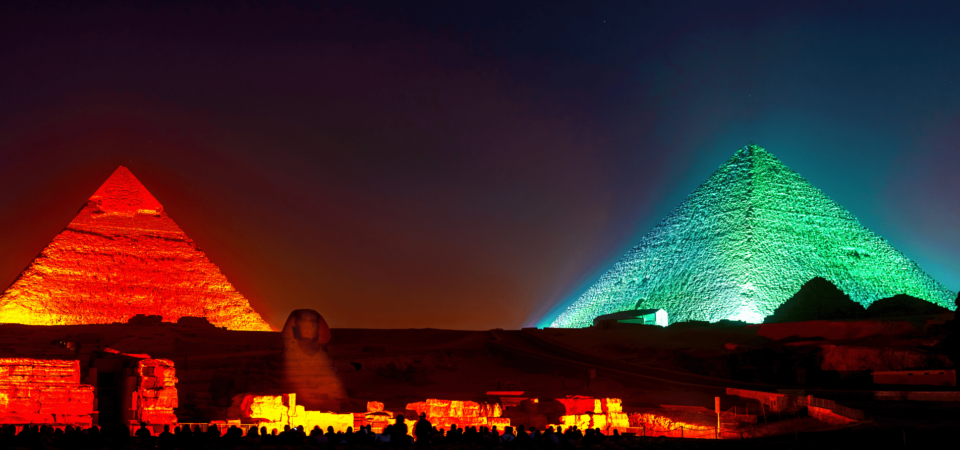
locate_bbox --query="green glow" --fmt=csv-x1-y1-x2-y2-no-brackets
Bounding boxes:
551,145,956,328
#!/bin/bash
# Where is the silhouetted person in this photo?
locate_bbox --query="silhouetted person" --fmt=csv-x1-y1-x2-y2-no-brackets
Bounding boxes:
245,425,261,445
610,429,622,441
1,424,14,448
14,424,31,448
39,425,54,448
175,425,191,449
414,412,432,443
51,427,63,449
569,425,583,440
221,426,242,446
111,423,131,449
157,425,174,449
391,414,408,446
500,426,516,444
484,426,498,445
377,424,393,444
582,428,596,445
544,427,559,445
310,426,326,445
86,425,102,449
515,424,528,444
206,424,220,445
445,424,460,444
463,426,477,444
594,427,605,442
135,422,151,440
60,425,76,449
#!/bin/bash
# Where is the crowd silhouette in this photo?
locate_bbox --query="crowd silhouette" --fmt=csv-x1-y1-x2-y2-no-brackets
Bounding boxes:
0,416,630,449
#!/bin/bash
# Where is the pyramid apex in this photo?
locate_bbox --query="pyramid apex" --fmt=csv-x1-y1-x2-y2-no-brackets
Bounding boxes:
738,143,768,155
90,166,163,214
727,143,783,171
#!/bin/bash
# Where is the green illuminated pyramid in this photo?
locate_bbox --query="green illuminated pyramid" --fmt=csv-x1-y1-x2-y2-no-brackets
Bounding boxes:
551,145,956,328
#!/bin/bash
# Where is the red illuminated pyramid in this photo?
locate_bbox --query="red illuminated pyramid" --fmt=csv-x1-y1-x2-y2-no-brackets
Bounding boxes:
0,167,273,331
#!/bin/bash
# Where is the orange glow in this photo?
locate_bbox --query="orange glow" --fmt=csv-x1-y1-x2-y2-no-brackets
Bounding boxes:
559,413,604,430
234,393,354,433
556,396,601,414
366,401,385,412
548,397,627,433
358,402,394,434
628,412,716,439
601,398,622,413
405,399,508,431
0,166,272,331
136,359,178,427
0,358,94,426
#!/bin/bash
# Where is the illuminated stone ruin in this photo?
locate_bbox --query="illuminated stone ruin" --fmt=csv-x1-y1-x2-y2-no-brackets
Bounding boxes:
405,399,509,430
361,401,395,434
552,145,956,327
351,401,418,437
553,397,628,432
136,359,178,428
229,393,354,433
95,349,180,430
281,309,346,411
226,396,629,438
497,396,627,433
0,358,94,426
628,411,719,439
0,166,272,331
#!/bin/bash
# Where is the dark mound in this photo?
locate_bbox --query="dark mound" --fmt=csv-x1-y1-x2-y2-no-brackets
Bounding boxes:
764,277,866,323
866,294,950,318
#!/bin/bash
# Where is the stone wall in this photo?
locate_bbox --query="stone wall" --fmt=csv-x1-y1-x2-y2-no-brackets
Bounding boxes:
0,358,94,426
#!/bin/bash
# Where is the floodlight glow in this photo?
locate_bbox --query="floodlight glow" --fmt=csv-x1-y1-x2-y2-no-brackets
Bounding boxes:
551,145,956,328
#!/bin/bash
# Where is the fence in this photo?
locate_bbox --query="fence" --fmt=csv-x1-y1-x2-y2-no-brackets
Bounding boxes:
625,422,759,440
626,406,758,441
719,406,757,424
628,423,717,439
806,396,865,421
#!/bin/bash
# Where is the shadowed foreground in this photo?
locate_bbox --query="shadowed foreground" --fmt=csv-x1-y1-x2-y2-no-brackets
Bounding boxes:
1,421,956,450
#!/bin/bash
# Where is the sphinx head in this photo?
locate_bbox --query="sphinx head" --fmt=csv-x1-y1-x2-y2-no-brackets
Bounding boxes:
281,309,331,354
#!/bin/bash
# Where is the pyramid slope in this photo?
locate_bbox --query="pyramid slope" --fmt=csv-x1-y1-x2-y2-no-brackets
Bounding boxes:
0,167,274,331
551,145,956,328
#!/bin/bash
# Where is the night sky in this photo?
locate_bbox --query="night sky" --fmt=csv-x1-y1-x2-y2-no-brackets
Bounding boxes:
1,1,958,330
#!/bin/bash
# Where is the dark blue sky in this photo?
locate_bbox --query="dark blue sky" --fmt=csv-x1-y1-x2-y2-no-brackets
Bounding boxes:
0,1,957,329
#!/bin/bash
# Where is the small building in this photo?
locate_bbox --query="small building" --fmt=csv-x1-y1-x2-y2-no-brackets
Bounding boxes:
872,369,956,387
593,309,668,328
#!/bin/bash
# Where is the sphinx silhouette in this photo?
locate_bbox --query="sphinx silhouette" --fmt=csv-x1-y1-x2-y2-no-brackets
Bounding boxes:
280,309,346,411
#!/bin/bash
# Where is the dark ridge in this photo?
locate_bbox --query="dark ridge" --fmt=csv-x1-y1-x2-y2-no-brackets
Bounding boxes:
866,294,950,318
764,277,866,323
